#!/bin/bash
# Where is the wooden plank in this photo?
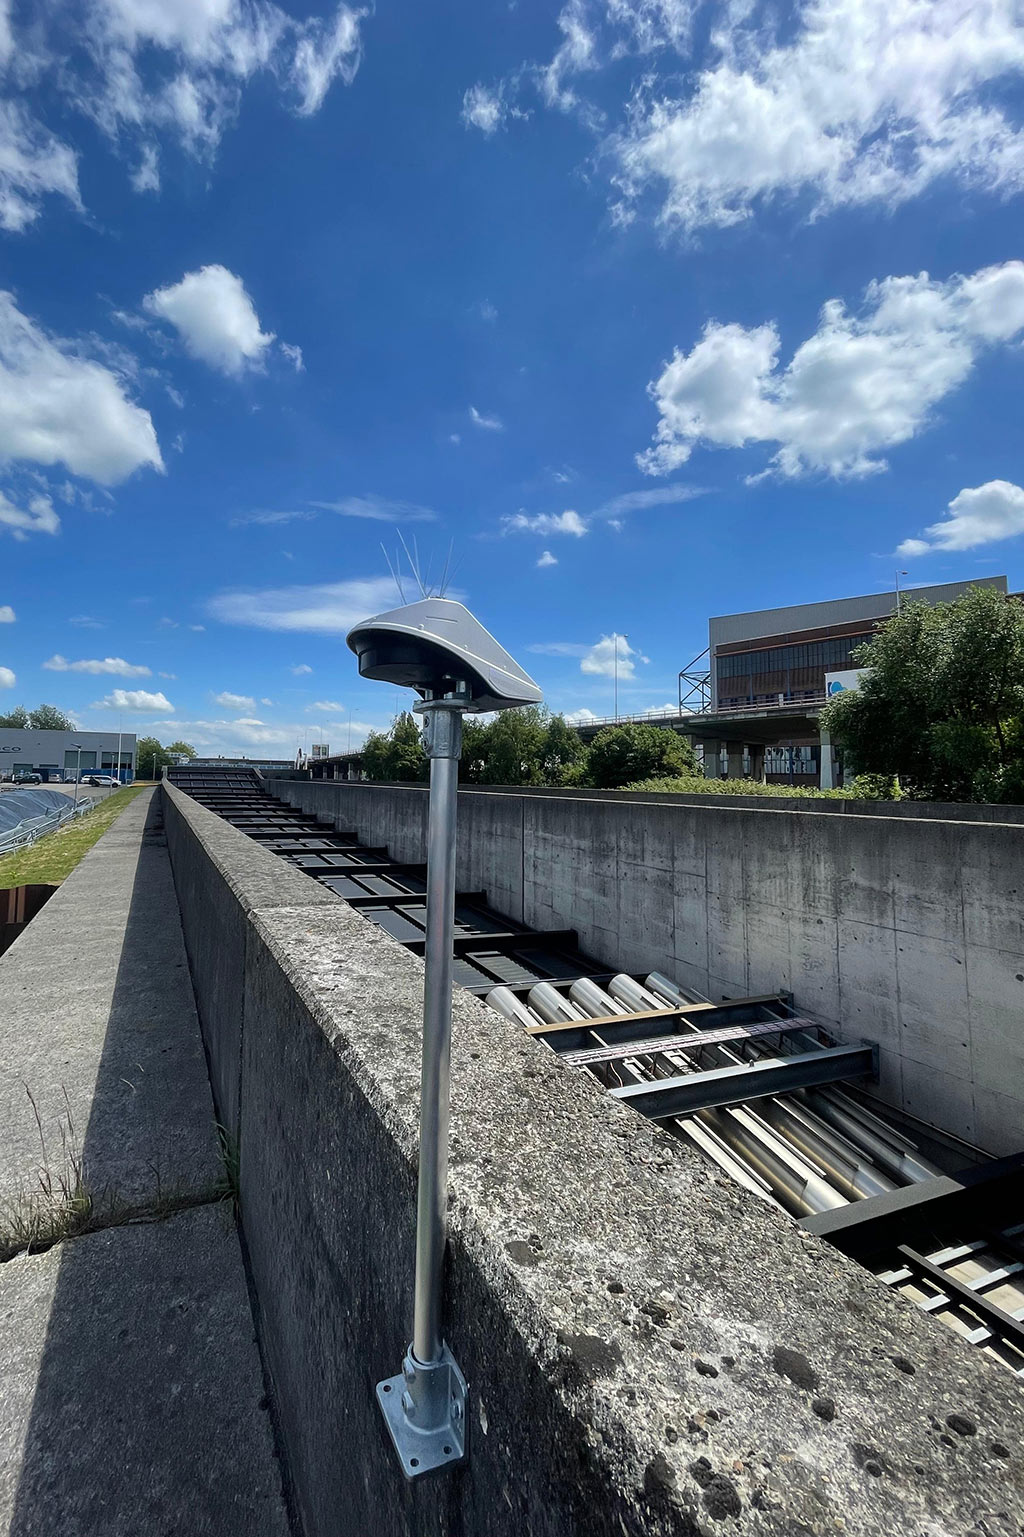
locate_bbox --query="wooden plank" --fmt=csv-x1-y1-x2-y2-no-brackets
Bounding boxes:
560,1016,818,1068
523,993,788,1038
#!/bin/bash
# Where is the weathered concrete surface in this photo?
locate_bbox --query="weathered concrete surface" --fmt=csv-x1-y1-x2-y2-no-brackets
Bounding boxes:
0,789,223,1217
0,1203,289,1536
164,780,1024,1537
274,780,1024,1157
163,786,340,1138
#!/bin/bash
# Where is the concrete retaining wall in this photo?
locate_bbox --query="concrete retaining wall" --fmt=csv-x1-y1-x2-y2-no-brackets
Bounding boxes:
271,781,1024,1158
162,779,1024,1537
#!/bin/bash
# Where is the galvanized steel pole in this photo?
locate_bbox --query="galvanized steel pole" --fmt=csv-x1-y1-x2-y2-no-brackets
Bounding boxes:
412,700,462,1363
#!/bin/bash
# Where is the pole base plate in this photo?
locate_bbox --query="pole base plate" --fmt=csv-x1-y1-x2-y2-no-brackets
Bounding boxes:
376,1344,468,1480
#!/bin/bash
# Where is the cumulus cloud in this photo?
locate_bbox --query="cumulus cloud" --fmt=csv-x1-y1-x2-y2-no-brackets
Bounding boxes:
44,654,151,676
613,0,1024,232
209,575,400,634
0,294,162,485
93,688,174,712
462,83,508,133
580,633,644,679
148,714,377,755
537,550,558,567
564,706,599,724
638,261,1024,480
469,405,503,431
898,481,1024,557
144,265,278,376
0,665,15,687
0,100,82,233
0,605,13,622
213,690,256,709
503,509,588,536
291,663,313,675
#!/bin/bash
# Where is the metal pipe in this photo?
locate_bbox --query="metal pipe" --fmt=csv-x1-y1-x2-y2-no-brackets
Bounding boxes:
528,982,586,1024
569,977,629,1017
756,1098,897,1201
608,974,665,1012
412,705,462,1366
805,1090,941,1184
485,986,543,1029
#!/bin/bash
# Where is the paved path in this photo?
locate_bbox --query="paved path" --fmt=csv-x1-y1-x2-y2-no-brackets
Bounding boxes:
0,789,290,1536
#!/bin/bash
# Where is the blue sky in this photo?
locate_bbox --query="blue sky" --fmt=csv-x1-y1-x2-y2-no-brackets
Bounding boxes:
1,0,1023,754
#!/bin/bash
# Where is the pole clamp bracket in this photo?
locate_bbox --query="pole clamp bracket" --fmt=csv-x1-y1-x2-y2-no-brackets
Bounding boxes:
376,1343,468,1480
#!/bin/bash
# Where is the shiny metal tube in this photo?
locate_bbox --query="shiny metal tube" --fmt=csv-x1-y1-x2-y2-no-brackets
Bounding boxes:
569,977,629,1017
646,971,707,1006
806,1090,941,1184
412,709,461,1366
485,986,542,1029
706,1107,847,1216
608,974,666,1012
527,982,585,1024
756,1098,897,1200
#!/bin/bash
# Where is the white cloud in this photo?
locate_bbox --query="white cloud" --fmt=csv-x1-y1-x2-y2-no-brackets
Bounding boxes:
9,1,365,211
291,663,313,675
595,484,706,517
150,713,377,755
208,575,400,634
189,623,205,631
290,5,363,115
159,671,177,679
144,265,277,376
259,696,273,705
527,642,591,657
308,699,345,712
308,495,436,523
0,491,60,540
565,706,599,725
503,509,588,536
70,615,104,627
0,100,82,233
0,665,14,687
0,294,162,485
639,262,1024,480
0,605,14,622
580,634,642,678
213,690,255,709
44,654,151,676
537,550,558,568
898,481,1024,556
280,341,304,371
469,405,503,431
94,687,174,712
462,83,507,134
613,0,1024,232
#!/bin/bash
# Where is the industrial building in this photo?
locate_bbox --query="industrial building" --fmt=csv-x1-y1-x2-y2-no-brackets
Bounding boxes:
0,728,136,783
680,575,1010,787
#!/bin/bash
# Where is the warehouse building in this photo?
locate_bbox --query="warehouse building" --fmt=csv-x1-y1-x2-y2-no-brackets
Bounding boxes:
0,728,137,783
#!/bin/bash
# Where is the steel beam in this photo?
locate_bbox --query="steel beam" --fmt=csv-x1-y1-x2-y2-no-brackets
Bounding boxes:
610,1043,878,1118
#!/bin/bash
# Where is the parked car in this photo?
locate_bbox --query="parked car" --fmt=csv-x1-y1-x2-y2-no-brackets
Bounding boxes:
87,774,118,787
13,771,42,785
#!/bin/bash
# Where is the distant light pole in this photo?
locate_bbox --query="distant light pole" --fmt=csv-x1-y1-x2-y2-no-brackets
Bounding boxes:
895,569,908,614
115,716,123,789
612,632,628,720
72,745,83,807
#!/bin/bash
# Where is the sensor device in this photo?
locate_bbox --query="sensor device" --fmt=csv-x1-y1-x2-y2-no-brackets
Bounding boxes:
346,597,541,711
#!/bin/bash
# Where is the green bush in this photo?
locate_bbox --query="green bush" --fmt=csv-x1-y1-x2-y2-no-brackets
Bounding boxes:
623,774,858,799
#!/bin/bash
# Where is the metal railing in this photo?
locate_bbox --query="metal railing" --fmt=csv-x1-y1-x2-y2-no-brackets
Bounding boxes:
0,795,96,857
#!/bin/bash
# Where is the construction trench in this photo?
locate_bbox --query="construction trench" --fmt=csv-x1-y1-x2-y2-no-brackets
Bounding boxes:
168,765,1024,1382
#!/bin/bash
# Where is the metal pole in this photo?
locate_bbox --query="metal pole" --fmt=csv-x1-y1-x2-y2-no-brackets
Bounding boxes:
73,746,82,807
413,706,460,1363
613,633,618,720
116,720,122,789
376,691,469,1478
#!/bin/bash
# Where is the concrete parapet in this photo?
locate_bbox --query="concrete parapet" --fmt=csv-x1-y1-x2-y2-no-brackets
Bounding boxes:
273,781,1024,1157
162,779,1024,1537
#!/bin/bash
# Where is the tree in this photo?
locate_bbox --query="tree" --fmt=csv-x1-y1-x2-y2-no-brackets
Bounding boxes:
481,706,548,785
362,713,427,782
166,740,197,760
29,704,74,730
541,713,587,785
820,585,1024,802
0,705,28,728
585,722,698,788
136,736,172,779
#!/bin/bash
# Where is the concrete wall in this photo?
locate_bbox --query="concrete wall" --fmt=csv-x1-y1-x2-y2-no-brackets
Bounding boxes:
161,779,1024,1537
272,780,1024,1157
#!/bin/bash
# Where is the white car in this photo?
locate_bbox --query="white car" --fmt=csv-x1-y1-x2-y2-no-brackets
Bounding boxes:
87,774,119,787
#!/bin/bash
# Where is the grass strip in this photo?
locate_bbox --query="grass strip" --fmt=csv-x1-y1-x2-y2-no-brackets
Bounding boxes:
0,785,148,889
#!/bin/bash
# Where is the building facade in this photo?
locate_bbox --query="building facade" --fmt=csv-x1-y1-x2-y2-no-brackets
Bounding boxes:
0,729,137,782
690,577,1010,787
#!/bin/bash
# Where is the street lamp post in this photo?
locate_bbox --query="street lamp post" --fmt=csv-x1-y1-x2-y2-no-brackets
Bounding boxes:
895,569,908,614
612,632,628,721
72,745,83,807
347,596,541,1482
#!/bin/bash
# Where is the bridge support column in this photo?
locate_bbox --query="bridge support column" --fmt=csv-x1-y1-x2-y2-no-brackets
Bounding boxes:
819,728,835,790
